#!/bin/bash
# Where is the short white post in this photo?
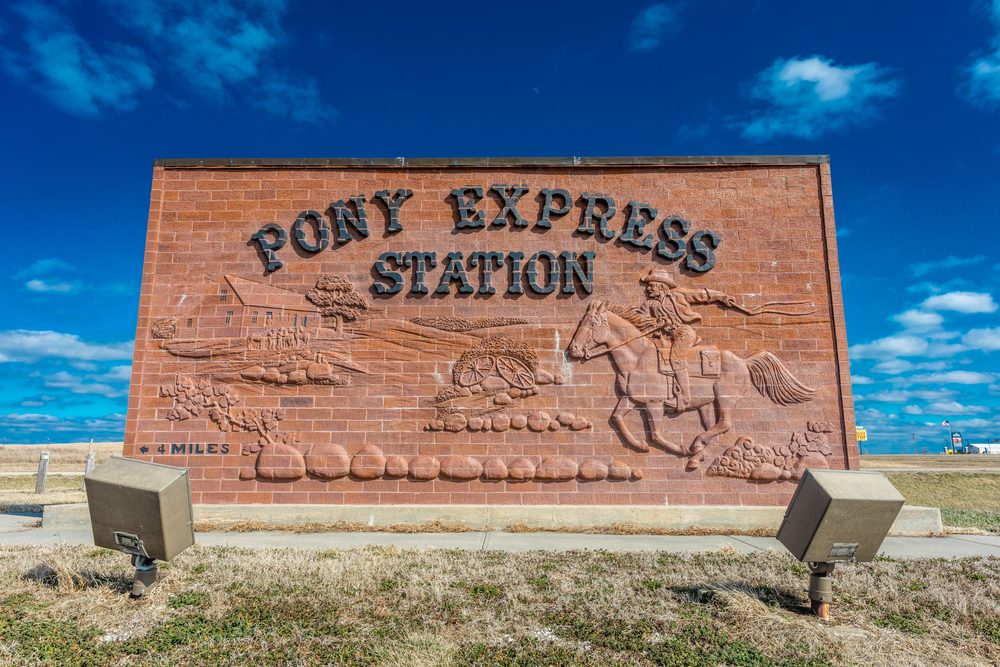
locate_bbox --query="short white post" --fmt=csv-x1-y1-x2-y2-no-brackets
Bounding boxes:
35,451,50,494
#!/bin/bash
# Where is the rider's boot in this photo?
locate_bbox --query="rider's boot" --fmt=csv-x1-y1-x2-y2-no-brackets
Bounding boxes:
674,368,690,412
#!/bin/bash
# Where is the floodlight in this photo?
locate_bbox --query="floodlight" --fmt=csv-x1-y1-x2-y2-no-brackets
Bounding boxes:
84,457,195,597
777,469,904,620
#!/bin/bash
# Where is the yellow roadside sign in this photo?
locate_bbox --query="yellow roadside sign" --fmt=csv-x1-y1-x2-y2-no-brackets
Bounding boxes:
856,427,868,442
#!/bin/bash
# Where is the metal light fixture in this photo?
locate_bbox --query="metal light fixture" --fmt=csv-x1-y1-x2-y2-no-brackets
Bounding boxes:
84,457,195,597
777,469,904,620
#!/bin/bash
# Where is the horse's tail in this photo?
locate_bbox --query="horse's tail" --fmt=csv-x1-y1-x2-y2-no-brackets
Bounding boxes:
745,352,815,405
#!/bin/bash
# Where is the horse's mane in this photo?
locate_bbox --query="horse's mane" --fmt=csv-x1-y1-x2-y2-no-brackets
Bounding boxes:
607,304,654,331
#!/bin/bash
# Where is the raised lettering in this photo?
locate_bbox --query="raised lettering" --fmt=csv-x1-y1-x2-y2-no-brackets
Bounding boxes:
373,188,413,234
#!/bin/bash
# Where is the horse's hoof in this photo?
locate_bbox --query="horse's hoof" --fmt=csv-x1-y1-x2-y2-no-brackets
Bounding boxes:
626,442,649,453
685,457,703,472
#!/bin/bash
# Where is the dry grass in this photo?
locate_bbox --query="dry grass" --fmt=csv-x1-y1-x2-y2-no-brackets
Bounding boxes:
888,472,1000,533
862,455,1000,471
0,442,121,473
0,545,996,666
0,475,87,513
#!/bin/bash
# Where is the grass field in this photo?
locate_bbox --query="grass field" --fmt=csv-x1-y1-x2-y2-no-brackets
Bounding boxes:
0,545,996,666
886,472,1000,533
0,442,121,473
861,455,1000,471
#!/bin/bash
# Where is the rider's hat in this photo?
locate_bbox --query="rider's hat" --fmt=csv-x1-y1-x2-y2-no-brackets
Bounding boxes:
640,269,677,288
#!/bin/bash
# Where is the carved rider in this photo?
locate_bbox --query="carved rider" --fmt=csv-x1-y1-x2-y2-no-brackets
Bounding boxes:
631,269,737,411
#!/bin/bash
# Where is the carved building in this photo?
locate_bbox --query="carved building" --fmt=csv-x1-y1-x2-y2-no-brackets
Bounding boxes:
124,156,857,507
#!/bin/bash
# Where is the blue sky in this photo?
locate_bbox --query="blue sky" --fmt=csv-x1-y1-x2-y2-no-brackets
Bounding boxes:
1,0,998,452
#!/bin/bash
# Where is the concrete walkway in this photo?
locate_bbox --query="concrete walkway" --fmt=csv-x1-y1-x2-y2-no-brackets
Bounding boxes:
1,512,998,558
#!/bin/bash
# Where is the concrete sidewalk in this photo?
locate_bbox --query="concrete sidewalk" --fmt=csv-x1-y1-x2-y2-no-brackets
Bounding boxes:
2,512,998,558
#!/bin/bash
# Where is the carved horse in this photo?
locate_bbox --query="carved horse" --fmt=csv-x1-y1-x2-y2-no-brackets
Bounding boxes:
567,300,815,469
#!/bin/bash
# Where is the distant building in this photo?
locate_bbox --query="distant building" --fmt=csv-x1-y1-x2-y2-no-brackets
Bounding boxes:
174,275,320,340
966,443,1000,454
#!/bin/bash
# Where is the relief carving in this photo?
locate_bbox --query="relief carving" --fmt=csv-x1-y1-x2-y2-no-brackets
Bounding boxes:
567,270,818,471
425,336,591,433
151,318,176,339
158,274,367,388
707,421,835,482
411,316,529,332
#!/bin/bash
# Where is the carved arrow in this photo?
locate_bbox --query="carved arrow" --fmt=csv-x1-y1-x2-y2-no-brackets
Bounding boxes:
139,446,149,454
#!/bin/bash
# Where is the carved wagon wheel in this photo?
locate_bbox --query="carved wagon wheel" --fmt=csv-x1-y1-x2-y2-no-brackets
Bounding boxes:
455,354,496,387
496,356,534,389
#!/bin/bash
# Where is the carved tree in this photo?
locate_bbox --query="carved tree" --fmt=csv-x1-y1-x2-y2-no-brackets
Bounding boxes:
306,274,369,331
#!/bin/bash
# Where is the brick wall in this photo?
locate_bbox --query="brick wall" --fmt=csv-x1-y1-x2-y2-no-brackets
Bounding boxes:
124,157,857,506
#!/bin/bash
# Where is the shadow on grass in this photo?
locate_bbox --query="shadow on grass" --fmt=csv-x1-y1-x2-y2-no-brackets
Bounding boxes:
24,562,132,594
671,582,814,617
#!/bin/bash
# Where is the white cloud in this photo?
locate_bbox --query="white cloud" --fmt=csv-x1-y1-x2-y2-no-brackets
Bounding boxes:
872,359,948,374
849,335,927,360
921,291,998,313
13,258,74,280
25,278,79,293
909,255,985,277
0,411,125,440
902,405,923,415
4,1,154,116
0,330,133,363
737,55,901,140
963,0,1000,107
92,365,132,382
627,3,682,52
851,375,874,385
909,370,996,385
249,71,337,125
892,309,943,332
44,371,125,398
923,400,989,416
963,326,1000,351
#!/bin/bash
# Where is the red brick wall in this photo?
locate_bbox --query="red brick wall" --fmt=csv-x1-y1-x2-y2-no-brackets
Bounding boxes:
124,158,857,506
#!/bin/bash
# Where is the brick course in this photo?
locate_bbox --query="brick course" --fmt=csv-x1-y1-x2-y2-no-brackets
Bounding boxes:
124,157,856,506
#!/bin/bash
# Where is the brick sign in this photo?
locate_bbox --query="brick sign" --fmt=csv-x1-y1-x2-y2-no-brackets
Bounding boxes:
125,156,857,506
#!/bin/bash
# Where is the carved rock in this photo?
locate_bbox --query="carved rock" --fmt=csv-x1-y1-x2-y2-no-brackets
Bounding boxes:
570,418,590,431
527,412,551,432
409,455,440,480
494,393,513,406
443,412,468,432
287,370,308,384
467,416,484,431
256,443,306,481
535,369,554,385
304,442,350,480
306,362,333,380
578,459,609,481
482,457,508,480
631,468,644,480
556,412,575,426
607,460,631,481
511,415,528,429
239,466,257,480
507,457,536,481
554,373,566,385
441,456,483,480
536,457,578,481
384,455,409,478
793,452,830,479
492,414,510,431
480,418,491,431
263,368,281,383
242,366,265,381
548,420,560,431
351,445,386,480
458,386,473,397
750,463,782,482
481,376,510,392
